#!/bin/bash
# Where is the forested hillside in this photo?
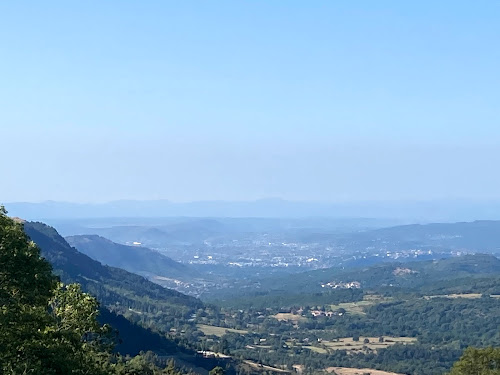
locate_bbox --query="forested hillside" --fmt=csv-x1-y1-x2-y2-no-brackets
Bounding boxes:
2,209,500,375
66,234,200,281
22,221,237,374
24,222,201,311
0,208,191,374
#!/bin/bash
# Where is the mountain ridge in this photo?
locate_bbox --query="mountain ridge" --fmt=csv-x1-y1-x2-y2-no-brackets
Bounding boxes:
66,234,199,281
23,221,202,317
7,199,500,221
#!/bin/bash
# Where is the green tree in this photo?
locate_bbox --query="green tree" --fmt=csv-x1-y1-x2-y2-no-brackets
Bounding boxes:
0,207,111,374
0,207,57,373
449,347,500,375
209,366,225,375
0,208,187,375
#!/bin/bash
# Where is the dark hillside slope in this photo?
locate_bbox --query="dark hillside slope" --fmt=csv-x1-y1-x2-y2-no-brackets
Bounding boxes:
23,222,202,322
98,308,180,355
22,222,240,374
66,234,199,280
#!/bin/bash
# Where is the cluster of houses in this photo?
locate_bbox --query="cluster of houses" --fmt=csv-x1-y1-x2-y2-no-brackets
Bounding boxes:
310,310,338,317
321,281,361,289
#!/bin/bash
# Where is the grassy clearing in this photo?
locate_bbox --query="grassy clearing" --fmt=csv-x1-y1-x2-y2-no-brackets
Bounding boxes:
304,346,328,354
330,295,393,315
197,324,248,337
243,360,290,373
447,293,483,299
319,336,416,353
424,293,483,300
274,313,307,322
329,301,373,315
326,367,403,375
286,336,415,355
363,294,388,301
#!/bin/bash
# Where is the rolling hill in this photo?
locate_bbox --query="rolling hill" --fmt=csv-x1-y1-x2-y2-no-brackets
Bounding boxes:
22,221,238,373
23,221,203,329
66,234,199,280
335,220,500,253
206,253,500,302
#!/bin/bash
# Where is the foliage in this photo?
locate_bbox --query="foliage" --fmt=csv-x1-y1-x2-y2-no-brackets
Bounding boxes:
23,221,202,327
209,366,225,375
0,207,110,373
0,208,185,374
449,347,500,375
8,211,500,375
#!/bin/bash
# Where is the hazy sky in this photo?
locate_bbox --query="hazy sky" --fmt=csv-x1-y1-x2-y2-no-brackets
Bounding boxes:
1,1,500,203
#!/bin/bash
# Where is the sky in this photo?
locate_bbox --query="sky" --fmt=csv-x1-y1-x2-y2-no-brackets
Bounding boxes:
1,1,500,203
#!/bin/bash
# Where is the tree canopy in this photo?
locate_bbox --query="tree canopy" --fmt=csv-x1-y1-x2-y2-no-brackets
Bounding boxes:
449,347,500,375
0,207,184,374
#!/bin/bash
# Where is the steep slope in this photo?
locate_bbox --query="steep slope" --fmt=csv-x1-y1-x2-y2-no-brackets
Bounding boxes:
66,234,198,280
23,222,203,325
20,221,238,374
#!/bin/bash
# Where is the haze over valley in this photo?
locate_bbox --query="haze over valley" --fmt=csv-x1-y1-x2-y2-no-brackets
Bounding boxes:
2,1,500,374
4,210,500,375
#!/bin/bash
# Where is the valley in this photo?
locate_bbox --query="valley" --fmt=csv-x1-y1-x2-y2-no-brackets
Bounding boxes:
4,2,499,374
17,216,500,375
51,217,500,299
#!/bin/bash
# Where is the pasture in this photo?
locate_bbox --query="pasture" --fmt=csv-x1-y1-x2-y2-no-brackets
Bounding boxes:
197,324,248,337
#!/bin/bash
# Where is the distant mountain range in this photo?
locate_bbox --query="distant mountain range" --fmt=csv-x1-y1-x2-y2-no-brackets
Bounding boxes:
6,198,500,221
355,220,500,252
59,217,500,256
303,220,500,254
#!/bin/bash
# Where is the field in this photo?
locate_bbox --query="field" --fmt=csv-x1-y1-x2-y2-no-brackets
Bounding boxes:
243,360,290,373
317,336,416,353
274,313,307,322
197,324,248,337
424,293,483,300
304,346,328,354
246,345,272,350
330,295,392,315
326,367,403,375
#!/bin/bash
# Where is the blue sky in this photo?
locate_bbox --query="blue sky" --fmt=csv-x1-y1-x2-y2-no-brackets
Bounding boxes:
1,1,500,203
